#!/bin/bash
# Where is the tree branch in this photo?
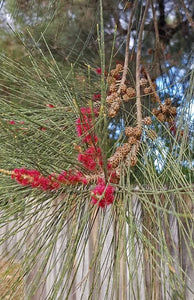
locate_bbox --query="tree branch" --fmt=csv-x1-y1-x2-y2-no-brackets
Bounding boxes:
180,0,194,28
136,0,151,128
118,0,138,93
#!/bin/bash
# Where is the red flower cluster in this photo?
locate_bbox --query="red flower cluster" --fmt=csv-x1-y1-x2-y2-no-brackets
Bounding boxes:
91,179,115,207
95,68,102,75
8,103,116,208
75,106,116,206
46,104,55,108
8,120,16,124
11,168,88,191
92,94,101,101
76,107,98,144
12,168,60,190
8,120,25,125
78,146,102,171
58,170,87,185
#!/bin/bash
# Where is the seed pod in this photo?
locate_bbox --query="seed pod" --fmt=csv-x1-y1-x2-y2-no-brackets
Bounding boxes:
122,94,130,102
115,167,121,177
133,127,142,138
108,109,117,118
106,95,114,104
115,97,121,105
111,92,119,99
152,108,160,116
130,155,137,167
143,116,152,125
111,101,120,111
117,143,131,157
165,98,172,106
125,126,134,137
144,87,151,94
161,105,169,114
111,69,119,77
120,83,127,93
107,76,116,84
140,78,148,86
152,82,157,89
128,136,137,145
116,64,123,72
109,84,117,93
108,156,119,168
170,107,177,115
157,113,165,122
114,151,124,163
126,87,136,98
151,94,158,103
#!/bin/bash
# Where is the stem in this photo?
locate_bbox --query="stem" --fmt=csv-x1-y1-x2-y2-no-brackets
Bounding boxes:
151,0,160,54
0,168,13,175
136,0,151,128
118,0,138,93
180,0,194,28
143,66,162,106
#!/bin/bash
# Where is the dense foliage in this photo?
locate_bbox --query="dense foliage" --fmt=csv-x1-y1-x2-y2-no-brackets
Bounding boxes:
0,1,193,299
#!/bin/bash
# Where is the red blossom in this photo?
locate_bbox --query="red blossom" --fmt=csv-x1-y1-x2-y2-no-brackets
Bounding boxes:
8,101,117,209
76,107,98,144
11,168,88,190
46,104,55,108
78,146,102,171
8,120,16,124
169,125,176,136
96,68,102,75
11,168,55,190
58,170,87,185
91,179,115,208
92,94,101,101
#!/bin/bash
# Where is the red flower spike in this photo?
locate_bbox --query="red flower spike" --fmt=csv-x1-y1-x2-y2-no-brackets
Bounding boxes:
170,125,176,136
46,104,55,108
78,146,102,171
95,68,102,75
76,107,98,144
8,120,16,125
91,179,115,208
92,94,101,101
58,170,87,185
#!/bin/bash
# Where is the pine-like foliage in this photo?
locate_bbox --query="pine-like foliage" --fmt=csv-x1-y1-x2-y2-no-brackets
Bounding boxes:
0,1,193,299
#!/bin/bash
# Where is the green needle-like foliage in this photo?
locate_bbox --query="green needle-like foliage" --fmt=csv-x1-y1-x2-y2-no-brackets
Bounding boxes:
0,1,193,299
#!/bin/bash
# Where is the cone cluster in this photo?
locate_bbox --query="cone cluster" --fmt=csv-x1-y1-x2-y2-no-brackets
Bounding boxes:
108,143,132,168
139,77,155,96
108,125,142,168
106,64,136,118
125,141,140,167
143,116,152,125
152,98,177,124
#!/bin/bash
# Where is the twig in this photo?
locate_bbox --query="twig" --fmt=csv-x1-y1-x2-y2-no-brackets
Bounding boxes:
151,0,160,54
118,0,138,93
0,168,13,175
143,66,162,106
136,0,151,127
180,0,194,29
